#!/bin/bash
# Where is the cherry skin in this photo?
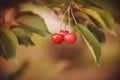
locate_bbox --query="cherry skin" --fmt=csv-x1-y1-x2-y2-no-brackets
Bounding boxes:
60,30,69,36
64,33,77,44
51,33,64,44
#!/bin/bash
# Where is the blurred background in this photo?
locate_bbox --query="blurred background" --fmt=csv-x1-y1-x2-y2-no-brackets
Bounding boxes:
0,7,120,80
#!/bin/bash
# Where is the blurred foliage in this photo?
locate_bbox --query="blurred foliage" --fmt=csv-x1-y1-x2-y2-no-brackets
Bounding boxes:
0,28,18,63
0,0,120,66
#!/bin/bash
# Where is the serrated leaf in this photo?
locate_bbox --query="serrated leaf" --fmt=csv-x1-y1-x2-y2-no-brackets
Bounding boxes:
77,24,101,66
89,7,116,35
87,26,105,43
83,8,107,31
16,11,51,37
0,29,18,63
11,26,35,46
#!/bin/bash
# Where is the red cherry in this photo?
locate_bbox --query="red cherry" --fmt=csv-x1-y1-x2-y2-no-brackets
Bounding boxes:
64,33,77,44
51,33,64,44
60,30,69,36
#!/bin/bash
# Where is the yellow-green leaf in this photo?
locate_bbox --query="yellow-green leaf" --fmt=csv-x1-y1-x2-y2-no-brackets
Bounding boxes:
89,7,116,35
88,0,120,21
45,0,65,7
87,26,105,43
74,0,97,7
83,8,107,31
0,29,18,63
77,24,101,67
75,12,97,27
11,26,35,46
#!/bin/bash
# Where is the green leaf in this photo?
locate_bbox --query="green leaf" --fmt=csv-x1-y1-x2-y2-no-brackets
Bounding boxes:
11,26,35,46
73,25,80,33
19,2,39,12
74,0,98,7
15,11,51,37
89,7,116,35
83,8,107,31
74,0,120,23
75,12,97,28
87,0,120,23
87,26,105,43
77,24,101,66
63,0,71,8
0,29,18,63
45,0,65,7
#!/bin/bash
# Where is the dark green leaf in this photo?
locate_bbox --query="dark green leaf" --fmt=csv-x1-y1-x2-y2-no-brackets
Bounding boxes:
77,24,101,66
87,15,104,31
19,2,39,12
88,7,116,35
75,12,97,28
63,0,71,8
83,8,107,31
0,29,18,63
88,0,120,23
45,0,65,7
74,0,99,7
11,26,35,46
16,11,51,37
74,0,120,23
87,26,105,43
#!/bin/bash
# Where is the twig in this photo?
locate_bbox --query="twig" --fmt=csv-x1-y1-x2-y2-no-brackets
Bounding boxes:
71,7,78,24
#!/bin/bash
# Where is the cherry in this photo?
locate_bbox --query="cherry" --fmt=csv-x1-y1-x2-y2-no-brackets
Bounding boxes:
60,30,69,36
51,33,64,44
64,33,77,44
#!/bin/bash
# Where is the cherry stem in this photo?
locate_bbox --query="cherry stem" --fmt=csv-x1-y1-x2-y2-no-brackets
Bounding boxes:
59,2,78,32
68,7,71,33
59,6,70,32
71,7,78,24
64,14,68,31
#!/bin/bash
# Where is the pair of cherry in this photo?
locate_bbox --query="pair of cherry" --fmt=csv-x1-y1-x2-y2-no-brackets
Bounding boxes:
51,30,77,44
